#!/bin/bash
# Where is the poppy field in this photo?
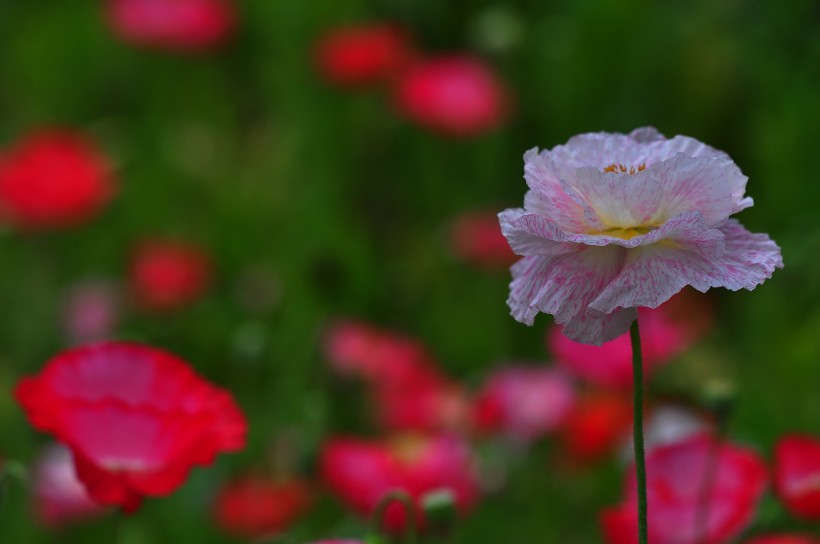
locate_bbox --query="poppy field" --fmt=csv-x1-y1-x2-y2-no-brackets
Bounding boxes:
1,1,819,543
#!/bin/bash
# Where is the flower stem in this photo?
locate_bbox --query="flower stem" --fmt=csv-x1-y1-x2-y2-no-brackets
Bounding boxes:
371,489,417,544
630,318,648,544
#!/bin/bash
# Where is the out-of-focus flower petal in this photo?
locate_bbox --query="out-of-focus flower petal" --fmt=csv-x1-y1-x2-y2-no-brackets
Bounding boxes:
775,435,820,519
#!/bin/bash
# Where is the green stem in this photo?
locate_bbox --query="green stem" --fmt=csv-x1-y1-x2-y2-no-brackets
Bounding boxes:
371,489,417,544
630,319,648,544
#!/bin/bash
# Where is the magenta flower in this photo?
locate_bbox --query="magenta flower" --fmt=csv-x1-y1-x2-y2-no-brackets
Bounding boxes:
500,128,783,345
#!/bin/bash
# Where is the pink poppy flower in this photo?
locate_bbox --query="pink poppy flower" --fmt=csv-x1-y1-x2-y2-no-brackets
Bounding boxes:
15,342,247,513
473,365,575,442
602,434,768,544
746,536,820,544
450,211,518,269
33,444,105,526
129,239,213,312
323,320,440,388
394,55,509,138
214,475,313,539
774,434,820,519
549,292,709,388
320,434,479,533
500,127,783,345
105,0,236,52
0,129,115,230
60,281,121,344
313,23,412,88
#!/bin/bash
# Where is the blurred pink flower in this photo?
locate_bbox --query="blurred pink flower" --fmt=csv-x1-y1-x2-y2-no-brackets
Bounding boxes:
619,404,711,462
60,281,121,344
450,211,517,269
473,365,575,442
105,0,236,52
374,376,471,434
34,444,105,526
500,127,783,345
313,23,412,88
320,434,479,533
0,129,115,230
602,434,767,544
774,434,820,519
746,537,820,544
549,292,710,389
394,55,509,138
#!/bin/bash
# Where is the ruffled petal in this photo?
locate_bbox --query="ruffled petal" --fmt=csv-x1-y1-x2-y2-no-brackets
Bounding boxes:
573,167,662,228
712,218,783,290
522,148,599,232
507,247,637,345
647,153,751,227
498,209,582,256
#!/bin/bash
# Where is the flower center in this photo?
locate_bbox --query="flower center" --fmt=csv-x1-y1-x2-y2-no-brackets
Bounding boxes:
603,163,646,175
596,226,654,240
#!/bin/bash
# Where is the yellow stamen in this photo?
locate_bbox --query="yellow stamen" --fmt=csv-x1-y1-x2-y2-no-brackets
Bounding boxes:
603,163,646,175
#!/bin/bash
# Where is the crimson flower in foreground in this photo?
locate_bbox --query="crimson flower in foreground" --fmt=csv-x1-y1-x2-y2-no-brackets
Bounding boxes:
474,365,575,442
602,434,767,544
214,475,313,539
0,129,115,230
105,0,236,52
33,444,105,526
321,435,479,533
746,537,820,544
314,23,411,87
15,342,247,513
774,434,820,519
129,239,212,312
549,292,710,389
450,211,517,269
394,55,509,138
500,127,783,345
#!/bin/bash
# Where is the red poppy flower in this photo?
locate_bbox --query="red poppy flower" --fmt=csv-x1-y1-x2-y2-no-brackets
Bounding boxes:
60,281,121,344
746,536,820,544
313,23,412,88
214,476,313,539
105,0,237,52
774,434,820,519
129,239,213,312
323,320,440,388
0,130,115,230
34,444,105,526
374,376,471,434
450,211,517,269
560,391,633,463
549,292,710,390
601,434,767,544
320,434,479,533
15,342,247,513
474,366,575,442
393,55,509,138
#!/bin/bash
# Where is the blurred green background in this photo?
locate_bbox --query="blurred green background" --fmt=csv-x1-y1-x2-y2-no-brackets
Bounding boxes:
1,0,819,542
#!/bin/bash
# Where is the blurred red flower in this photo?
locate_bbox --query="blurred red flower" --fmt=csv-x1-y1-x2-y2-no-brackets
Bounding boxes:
314,23,412,88
549,292,710,389
15,342,247,513
60,281,121,344
33,444,105,526
129,239,213,312
323,320,440,388
214,476,313,539
746,537,820,544
320,434,479,533
559,391,633,463
774,434,820,519
393,55,509,138
0,130,115,230
450,211,517,269
374,376,471,434
602,434,767,544
105,0,237,52
474,365,575,442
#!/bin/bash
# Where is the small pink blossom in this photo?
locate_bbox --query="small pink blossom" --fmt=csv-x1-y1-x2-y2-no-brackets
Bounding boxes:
602,434,768,544
34,444,105,526
500,128,782,345
473,365,575,442
549,292,709,388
